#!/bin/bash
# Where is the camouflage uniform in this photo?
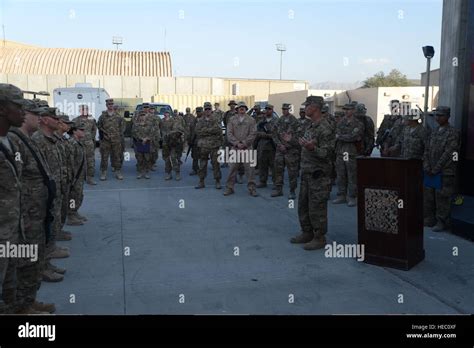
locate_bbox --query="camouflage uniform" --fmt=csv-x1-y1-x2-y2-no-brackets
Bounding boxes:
132,112,159,175
423,117,460,229
188,112,201,174
256,115,277,185
383,116,404,157
72,116,97,180
8,128,51,312
150,115,162,167
195,116,223,184
173,114,186,160
398,122,429,159
298,117,335,242
272,110,301,194
32,129,63,254
56,133,74,227
97,111,125,172
0,135,22,313
354,104,375,156
68,137,86,217
334,114,364,201
161,116,185,177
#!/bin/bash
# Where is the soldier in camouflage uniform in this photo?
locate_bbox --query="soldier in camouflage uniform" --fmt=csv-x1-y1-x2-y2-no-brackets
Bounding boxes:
195,104,223,189
97,98,125,181
291,96,335,250
423,106,460,232
72,104,97,185
354,103,375,156
271,103,301,199
183,107,195,142
213,103,224,125
298,106,306,120
32,108,69,282
222,100,237,169
148,105,161,172
255,104,277,188
188,107,202,175
223,102,258,197
173,111,186,162
392,113,428,160
377,100,402,156
161,111,185,180
67,123,87,226
0,84,28,314
132,111,158,179
8,100,56,314
333,103,364,207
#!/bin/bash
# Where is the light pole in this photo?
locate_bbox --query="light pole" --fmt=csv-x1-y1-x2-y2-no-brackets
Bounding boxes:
112,36,123,51
422,46,435,127
276,43,286,80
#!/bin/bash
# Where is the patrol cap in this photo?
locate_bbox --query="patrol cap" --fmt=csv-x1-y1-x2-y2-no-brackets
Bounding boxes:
434,106,450,117
282,103,291,110
237,101,248,110
106,98,114,103
355,103,367,113
403,113,421,121
60,115,74,124
196,106,204,112
303,96,324,107
228,100,237,106
76,122,86,131
203,102,212,109
214,102,220,106
265,104,274,109
39,107,60,119
186,107,191,112
23,99,43,114
0,83,29,106
342,103,355,110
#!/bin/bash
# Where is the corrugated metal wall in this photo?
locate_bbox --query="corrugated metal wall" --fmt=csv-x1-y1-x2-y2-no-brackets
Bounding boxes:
151,95,255,113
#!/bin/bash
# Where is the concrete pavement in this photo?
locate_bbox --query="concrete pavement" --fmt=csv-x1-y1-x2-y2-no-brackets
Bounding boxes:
37,149,474,314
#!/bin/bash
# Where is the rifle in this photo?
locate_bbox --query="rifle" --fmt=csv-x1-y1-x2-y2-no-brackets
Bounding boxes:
185,133,196,162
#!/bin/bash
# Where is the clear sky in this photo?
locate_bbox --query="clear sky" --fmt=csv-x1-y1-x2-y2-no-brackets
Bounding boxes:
1,0,443,84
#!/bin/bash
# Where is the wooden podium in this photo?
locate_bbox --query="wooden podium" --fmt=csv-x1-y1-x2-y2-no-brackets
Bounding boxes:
357,157,425,270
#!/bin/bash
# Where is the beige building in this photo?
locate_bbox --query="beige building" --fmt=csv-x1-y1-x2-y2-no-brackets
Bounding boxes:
269,86,439,130
0,40,308,108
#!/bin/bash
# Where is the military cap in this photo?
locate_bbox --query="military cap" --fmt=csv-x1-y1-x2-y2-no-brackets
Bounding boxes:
60,114,74,124
321,104,329,113
32,98,49,107
403,113,421,121
342,103,355,110
106,98,114,103
303,96,324,106
265,104,274,109
355,103,367,113
142,103,150,108
237,101,248,110
186,107,191,112
203,102,212,109
196,106,204,112
434,106,450,117
76,122,86,131
39,107,60,119
282,103,291,110
228,100,237,106
23,99,43,114
214,102,220,106
0,83,28,106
